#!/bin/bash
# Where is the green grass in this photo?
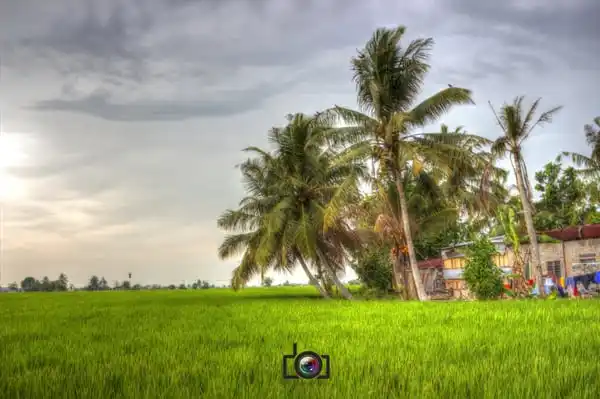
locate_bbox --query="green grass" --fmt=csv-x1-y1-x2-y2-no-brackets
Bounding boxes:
1,287,599,398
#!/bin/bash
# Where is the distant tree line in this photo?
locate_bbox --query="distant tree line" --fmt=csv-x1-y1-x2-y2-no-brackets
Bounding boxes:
9,275,227,292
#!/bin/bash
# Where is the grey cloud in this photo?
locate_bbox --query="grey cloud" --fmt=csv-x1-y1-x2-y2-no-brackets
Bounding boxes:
440,49,550,85
443,0,600,68
446,0,599,42
6,0,375,121
5,0,374,73
22,1,151,60
30,82,287,121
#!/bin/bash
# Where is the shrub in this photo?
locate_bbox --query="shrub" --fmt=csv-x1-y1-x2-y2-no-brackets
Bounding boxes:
350,246,393,293
463,236,504,300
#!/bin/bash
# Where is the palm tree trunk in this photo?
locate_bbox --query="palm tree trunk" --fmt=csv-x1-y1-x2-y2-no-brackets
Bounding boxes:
394,252,413,299
403,253,418,300
512,152,545,298
326,267,353,300
298,256,330,299
392,252,405,298
395,175,429,301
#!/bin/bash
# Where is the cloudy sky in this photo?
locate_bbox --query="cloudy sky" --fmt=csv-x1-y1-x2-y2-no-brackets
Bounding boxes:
0,0,598,287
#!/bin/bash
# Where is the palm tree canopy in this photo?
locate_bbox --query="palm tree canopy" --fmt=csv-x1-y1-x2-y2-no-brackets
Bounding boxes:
489,96,563,157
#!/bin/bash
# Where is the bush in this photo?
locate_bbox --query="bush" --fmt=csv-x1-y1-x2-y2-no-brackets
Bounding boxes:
463,237,504,300
350,246,393,293
263,277,273,287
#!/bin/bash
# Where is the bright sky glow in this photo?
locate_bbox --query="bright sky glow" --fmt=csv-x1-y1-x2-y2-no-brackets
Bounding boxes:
0,132,29,202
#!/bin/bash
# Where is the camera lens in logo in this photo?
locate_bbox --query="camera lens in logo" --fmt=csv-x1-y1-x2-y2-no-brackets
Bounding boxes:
294,351,323,379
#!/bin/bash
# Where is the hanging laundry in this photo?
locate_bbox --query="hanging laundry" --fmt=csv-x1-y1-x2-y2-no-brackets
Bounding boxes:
574,273,595,290
543,277,554,295
567,285,574,297
566,277,575,288
595,271,600,284
559,277,565,288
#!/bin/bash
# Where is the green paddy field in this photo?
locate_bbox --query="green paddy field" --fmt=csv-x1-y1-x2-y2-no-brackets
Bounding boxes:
1,287,599,398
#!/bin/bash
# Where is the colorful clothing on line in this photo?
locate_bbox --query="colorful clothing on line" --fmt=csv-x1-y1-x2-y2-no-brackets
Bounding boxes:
574,273,595,290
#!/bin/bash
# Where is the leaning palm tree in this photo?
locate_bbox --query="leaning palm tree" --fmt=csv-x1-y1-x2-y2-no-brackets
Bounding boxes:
320,26,482,300
218,146,331,297
218,113,369,299
489,96,562,297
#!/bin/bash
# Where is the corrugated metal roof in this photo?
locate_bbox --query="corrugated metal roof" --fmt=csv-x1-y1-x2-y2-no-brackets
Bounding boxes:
417,258,443,269
543,224,600,241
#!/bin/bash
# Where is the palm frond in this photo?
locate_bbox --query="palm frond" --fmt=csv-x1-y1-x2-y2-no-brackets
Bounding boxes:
407,87,474,128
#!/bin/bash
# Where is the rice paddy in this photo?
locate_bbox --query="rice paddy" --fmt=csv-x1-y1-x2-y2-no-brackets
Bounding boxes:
1,287,599,398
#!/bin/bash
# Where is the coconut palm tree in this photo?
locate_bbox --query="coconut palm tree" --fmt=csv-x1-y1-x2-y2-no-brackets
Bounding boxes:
218,113,369,299
559,116,600,179
217,147,328,296
351,132,507,298
437,124,509,225
489,96,563,297
320,26,482,300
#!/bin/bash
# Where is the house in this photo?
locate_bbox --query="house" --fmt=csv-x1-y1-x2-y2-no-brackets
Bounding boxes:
440,235,512,298
541,224,600,277
438,224,600,298
392,257,446,296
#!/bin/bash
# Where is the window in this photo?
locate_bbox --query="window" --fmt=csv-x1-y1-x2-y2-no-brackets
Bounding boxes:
546,260,562,278
579,253,597,264
493,253,509,267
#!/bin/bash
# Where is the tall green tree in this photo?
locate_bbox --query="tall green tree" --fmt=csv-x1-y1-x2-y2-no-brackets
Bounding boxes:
87,275,100,291
490,96,562,297
533,161,598,229
321,26,494,300
56,273,69,291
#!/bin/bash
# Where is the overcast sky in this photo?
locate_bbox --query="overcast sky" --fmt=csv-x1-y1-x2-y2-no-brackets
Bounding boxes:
1,0,598,287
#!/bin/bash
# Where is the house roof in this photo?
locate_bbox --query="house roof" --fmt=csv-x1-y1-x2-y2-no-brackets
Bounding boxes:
441,235,505,251
542,224,600,241
417,258,443,269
